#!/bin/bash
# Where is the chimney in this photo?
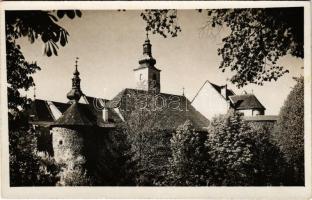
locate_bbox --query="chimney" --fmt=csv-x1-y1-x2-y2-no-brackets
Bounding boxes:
221,84,227,99
103,107,109,122
100,99,108,122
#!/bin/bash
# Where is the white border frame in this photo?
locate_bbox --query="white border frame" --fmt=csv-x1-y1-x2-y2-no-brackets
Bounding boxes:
1,1,311,199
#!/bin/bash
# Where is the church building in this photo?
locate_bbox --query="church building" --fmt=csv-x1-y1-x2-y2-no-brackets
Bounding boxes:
28,34,209,156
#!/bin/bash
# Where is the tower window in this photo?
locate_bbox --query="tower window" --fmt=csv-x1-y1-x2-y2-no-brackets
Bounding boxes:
140,74,143,80
59,140,63,145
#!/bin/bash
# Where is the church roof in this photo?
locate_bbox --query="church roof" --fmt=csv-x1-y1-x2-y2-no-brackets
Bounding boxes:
107,88,209,130
229,94,266,110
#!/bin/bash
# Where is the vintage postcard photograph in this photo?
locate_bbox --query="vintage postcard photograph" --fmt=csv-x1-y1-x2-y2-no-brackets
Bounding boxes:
1,1,311,199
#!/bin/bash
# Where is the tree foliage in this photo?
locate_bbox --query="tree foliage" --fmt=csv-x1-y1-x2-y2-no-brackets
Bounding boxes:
141,9,181,38
6,10,81,186
9,112,60,186
93,126,137,186
206,111,255,185
123,108,172,185
206,111,285,186
6,10,81,111
274,76,304,185
165,120,209,186
142,8,303,88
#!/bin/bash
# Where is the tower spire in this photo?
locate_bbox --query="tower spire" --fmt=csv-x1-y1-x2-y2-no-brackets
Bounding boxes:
67,57,83,102
139,31,156,66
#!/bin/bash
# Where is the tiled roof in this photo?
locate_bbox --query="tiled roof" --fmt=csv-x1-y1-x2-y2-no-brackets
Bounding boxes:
107,88,209,130
210,82,235,97
28,99,55,122
52,101,95,127
229,94,265,110
28,98,121,126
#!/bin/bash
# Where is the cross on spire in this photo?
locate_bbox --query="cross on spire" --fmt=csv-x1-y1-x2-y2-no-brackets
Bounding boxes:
75,57,79,72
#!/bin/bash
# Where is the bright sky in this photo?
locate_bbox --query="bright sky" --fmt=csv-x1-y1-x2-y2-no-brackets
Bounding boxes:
18,10,303,115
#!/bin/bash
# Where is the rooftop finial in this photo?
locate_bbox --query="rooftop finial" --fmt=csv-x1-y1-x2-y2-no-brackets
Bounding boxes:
33,84,36,99
146,30,149,41
182,87,185,96
75,57,79,72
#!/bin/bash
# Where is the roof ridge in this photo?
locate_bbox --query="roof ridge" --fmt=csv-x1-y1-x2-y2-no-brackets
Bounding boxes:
191,80,209,103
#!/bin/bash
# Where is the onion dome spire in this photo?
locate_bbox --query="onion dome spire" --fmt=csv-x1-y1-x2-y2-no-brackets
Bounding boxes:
139,31,156,66
67,57,83,102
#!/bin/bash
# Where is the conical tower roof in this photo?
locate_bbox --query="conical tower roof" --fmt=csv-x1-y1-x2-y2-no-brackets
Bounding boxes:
52,101,96,127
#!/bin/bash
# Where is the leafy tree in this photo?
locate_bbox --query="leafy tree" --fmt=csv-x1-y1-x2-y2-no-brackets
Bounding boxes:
206,110,285,186
206,111,254,185
142,8,303,88
274,76,304,185
141,9,181,38
6,10,81,186
93,126,137,186
6,10,81,111
9,112,60,186
124,109,171,185
164,120,210,186
248,122,286,186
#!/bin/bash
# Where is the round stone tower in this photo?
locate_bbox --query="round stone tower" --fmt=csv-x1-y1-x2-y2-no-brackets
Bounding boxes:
50,58,94,185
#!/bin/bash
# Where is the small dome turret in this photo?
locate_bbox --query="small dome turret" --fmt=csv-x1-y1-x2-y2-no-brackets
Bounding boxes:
67,57,83,102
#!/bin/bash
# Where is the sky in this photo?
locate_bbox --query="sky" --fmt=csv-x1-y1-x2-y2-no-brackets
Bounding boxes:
17,10,303,115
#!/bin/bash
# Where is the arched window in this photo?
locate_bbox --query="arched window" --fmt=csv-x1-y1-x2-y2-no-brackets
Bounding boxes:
139,74,143,80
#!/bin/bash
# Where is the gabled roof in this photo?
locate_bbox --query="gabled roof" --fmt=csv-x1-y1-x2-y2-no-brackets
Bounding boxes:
107,88,209,130
229,94,265,110
191,81,235,103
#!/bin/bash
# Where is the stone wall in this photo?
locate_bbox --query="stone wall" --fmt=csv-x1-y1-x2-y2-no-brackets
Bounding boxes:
51,126,88,185
51,127,84,165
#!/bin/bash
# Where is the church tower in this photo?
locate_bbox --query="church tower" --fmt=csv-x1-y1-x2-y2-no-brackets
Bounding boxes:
134,32,161,93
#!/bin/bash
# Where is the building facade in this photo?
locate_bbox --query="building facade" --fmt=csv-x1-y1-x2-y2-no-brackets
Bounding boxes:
191,80,267,120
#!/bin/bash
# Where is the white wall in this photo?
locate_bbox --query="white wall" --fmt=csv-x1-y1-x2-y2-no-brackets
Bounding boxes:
134,67,149,90
191,82,229,120
239,109,253,116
